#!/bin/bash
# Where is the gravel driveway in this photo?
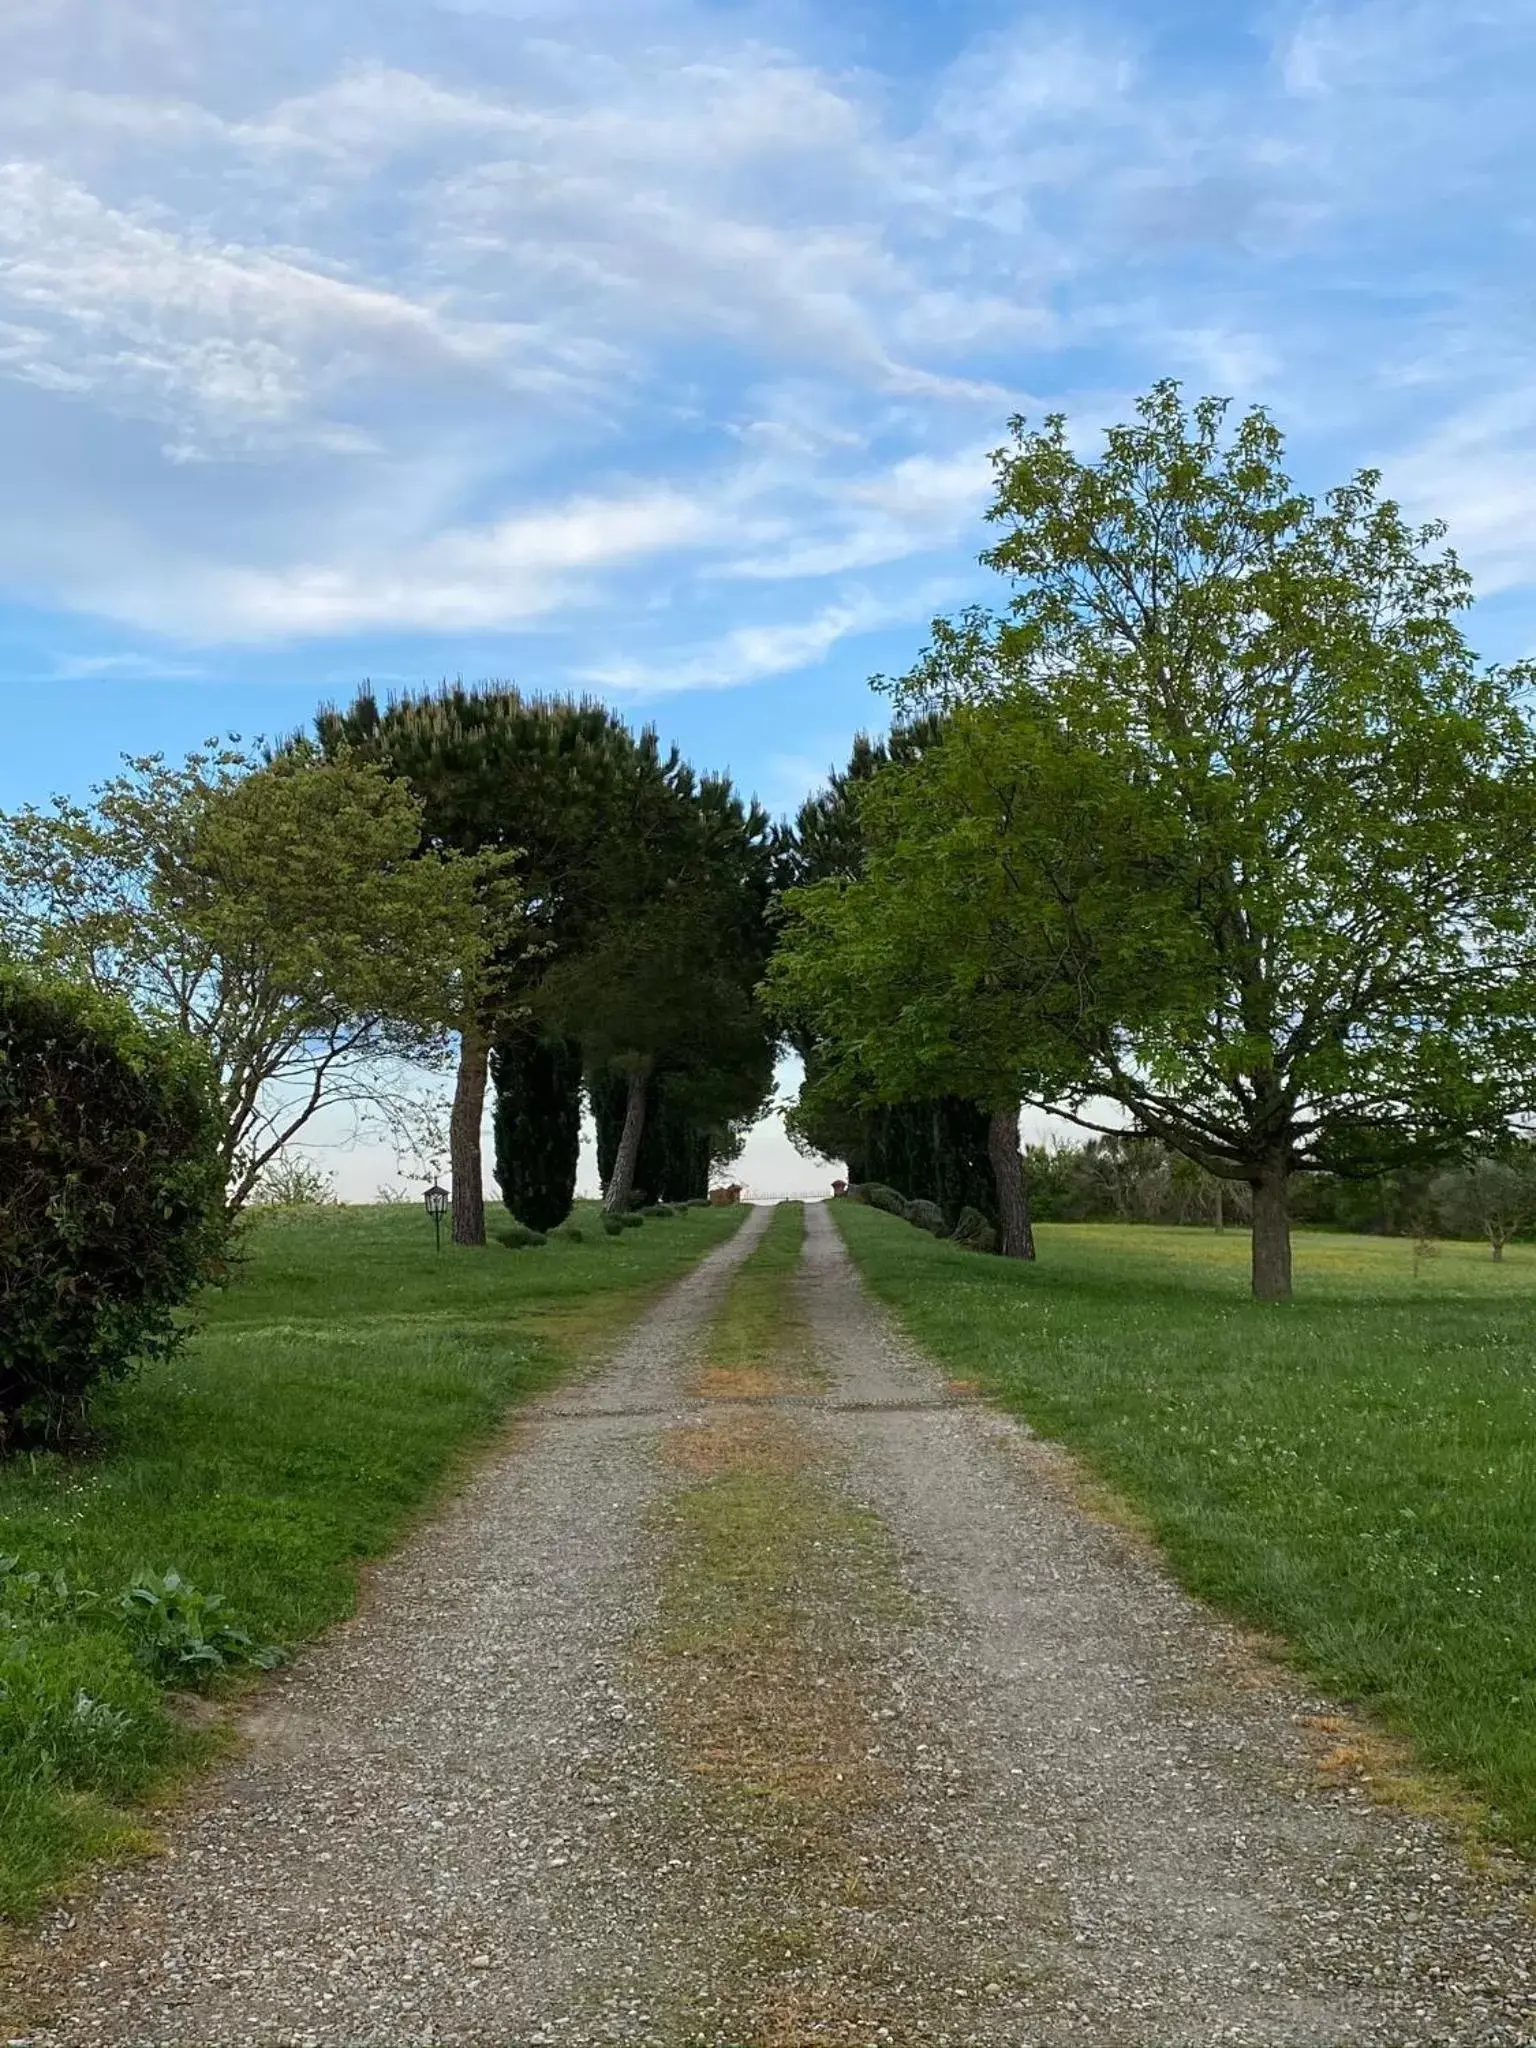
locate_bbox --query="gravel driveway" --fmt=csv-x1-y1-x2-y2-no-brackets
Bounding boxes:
6,1201,1534,2047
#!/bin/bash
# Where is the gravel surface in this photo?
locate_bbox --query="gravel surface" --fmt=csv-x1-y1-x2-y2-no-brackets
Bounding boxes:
7,1199,1534,2047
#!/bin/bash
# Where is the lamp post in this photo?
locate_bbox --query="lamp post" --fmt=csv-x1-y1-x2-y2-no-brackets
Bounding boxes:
424,1182,449,1254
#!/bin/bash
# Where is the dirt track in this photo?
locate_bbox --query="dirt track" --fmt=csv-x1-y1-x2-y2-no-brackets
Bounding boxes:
9,1202,1534,2046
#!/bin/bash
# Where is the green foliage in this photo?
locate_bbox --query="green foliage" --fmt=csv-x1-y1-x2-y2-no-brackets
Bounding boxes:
1,1558,284,1685
557,1224,586,1243
1430,1153,1536,1258
861,1183,910,1219
492,1028,582,1232
641,1203,679,1219
0,966,226,1443
0,742,506,1214
545,762,778,1214
774,382,1536,1298
778,728,998,1234
591,1069,712,1205
905,1199,949,1236
836,1201,1536,1849
0,1198,749,1915
0,1631,165,1798
949,1206,998,1253
495,1223,549,1250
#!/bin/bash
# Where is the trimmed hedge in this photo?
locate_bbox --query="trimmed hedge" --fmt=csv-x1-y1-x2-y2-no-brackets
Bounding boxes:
495,1223,548,1250
906,1198,949,1237
0,967,226,1443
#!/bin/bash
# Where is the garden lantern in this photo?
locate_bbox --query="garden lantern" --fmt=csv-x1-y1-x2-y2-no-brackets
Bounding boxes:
424,1182,449,1253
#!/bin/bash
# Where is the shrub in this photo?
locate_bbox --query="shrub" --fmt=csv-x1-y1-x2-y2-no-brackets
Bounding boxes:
251,1155,336,1208
602,1216,626,1237
861,1183,910,1219
557,1223,585,1244
495,1223,548,1250
641,1203,678,1220
906,1199,949,1237
951,1206,999,1253
0,966,226,1445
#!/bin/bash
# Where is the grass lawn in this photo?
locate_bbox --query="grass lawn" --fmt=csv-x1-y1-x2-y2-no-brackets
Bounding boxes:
0,1198,747,1918
834,1204,1536,1851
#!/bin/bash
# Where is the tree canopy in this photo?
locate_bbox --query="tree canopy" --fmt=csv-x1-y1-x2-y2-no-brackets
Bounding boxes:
0,743,501,1215
315,685,658,1242
539,762,778,1215
773,382,1536,1296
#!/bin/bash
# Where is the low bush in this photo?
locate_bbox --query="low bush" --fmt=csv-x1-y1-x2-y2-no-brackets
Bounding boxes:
641,1203,679,1220
861,1184,910,1220
557,1224,586,1244
0,967,227,1445
496,1223,549,1250
951,1206,999,1253
906,1199,949,1237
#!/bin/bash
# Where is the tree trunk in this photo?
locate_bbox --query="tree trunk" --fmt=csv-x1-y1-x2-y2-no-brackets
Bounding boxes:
1249,1162,1292,1300
1213,1181,1224,1233
1492,1237,1505,1262
987,1103,1036,1262
603,1067,650,1217
450,1018,489,1247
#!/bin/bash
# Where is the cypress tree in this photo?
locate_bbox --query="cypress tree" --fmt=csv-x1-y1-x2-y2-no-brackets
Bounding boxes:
492,1029,582,1231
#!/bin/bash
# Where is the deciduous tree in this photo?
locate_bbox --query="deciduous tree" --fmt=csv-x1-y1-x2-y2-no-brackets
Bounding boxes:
0,744,498,1215
869,383,1536,1296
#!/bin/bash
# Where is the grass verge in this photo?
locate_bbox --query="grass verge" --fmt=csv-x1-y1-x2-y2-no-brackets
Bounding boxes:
832,1204,1536,1852
0,1198,747,1920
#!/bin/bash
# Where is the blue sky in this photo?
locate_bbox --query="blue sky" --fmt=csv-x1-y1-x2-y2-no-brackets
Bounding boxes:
1,0,1533,1191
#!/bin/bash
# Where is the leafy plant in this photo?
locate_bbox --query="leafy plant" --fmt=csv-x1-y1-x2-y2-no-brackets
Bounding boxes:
0,1557,283,1685
112,1570,284,1682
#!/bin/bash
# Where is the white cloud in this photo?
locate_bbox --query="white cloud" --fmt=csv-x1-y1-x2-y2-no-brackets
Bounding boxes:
1387,388,1536,600
48,650,204,678
0,0,1531,689
580,590,931,694
88,486,716,639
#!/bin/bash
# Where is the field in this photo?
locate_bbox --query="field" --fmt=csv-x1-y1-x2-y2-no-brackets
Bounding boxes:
834,1205,1536,1850
0,1199,747,1918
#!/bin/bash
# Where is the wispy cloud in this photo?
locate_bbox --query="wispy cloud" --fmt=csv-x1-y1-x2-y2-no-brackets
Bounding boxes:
579,592,926,695
48,650,205,678
0,0,1531,688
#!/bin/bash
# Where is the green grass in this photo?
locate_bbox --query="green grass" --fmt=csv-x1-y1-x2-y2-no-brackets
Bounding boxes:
833,1205,1536,1850
0,1198,747,1918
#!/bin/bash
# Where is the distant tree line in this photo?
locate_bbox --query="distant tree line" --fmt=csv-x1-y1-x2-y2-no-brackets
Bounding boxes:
1021,1135,1536,1259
